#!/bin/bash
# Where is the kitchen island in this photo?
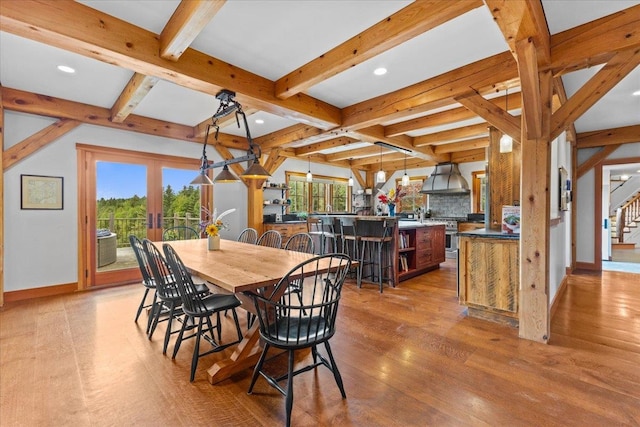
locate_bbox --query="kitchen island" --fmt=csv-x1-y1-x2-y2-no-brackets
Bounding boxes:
457,229,520,326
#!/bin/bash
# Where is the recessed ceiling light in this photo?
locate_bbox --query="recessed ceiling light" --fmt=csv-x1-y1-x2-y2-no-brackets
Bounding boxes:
255,119,264,124
373,67,387,76
57,65,75,74
621,174,630,181
633,90,640,96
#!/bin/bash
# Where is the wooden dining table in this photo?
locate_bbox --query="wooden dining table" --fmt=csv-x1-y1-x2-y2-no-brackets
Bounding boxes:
163,238,337,384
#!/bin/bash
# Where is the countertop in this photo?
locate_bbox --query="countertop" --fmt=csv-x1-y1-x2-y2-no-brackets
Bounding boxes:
457,228,520,240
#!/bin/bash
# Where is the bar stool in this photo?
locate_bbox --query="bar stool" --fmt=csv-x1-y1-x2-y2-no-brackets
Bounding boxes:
340,217,360,278
356,219,394,293
307,216,337,254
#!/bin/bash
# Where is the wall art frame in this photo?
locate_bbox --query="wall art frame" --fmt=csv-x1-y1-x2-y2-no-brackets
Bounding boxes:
20,174,64,210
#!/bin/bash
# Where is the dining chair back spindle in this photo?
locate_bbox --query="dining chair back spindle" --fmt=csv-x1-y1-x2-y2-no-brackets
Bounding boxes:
257,230,282,249
237,227,259,244
247,253,351,427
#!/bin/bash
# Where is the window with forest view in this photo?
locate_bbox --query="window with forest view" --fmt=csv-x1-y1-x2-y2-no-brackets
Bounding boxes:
96,184,202,242
396,176,427,213
286,172,350,213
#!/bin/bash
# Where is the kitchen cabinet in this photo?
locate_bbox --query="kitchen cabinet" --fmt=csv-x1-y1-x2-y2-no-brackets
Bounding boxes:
458,232,519,326
398,224,446,281
263,222,307,247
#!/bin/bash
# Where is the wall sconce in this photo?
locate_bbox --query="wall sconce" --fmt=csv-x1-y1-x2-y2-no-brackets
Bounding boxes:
190,90,270,185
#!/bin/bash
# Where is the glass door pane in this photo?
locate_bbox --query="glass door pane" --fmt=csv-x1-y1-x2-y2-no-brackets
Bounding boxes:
161,167,203,239
96,161,148,274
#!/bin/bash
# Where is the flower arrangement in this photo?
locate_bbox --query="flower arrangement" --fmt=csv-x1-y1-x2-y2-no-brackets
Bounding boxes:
199,207,236,237
377,186,405,207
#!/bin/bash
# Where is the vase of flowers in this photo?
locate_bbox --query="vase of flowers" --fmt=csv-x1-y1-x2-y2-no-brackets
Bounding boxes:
377,186,405,216
200,207,236,251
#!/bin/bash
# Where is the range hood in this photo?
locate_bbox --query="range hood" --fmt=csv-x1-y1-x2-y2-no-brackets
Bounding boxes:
421,163,470,194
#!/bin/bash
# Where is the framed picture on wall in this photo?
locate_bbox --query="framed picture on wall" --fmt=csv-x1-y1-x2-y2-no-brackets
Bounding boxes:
20,174,64,210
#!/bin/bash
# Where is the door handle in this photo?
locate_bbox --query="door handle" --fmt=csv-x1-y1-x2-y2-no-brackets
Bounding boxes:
148,213,153,229
157,213,162,229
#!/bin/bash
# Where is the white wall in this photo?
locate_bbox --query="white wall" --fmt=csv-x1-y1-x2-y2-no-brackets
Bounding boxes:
576,142,640,265
4,112,209,292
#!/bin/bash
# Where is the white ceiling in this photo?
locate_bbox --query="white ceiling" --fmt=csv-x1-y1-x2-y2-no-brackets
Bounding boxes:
1,0,639,142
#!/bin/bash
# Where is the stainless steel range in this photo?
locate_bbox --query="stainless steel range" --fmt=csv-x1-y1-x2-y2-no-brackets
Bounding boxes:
423,217,463,258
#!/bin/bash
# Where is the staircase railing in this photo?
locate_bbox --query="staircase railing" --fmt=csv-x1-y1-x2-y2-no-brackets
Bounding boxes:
616,192,640,243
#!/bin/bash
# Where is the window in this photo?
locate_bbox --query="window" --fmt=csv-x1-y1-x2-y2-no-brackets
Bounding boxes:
472,171,486,213
287,172,350,213
395,176,427,213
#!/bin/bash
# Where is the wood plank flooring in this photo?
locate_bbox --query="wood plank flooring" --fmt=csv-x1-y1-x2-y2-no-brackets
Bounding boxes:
1,260,639,426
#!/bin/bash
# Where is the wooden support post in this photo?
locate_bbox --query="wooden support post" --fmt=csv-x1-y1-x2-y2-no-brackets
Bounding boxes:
0,84,4,306
247,180,264,233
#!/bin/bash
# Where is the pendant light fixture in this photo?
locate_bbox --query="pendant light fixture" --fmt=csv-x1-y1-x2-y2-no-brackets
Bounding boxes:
401,151,410,186
376,146,386,183
190,89,270,185
348,158,354,186
306,157,313,182
499,87,513,153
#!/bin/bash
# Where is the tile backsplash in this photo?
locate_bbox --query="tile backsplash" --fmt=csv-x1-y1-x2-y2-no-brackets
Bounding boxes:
428,194,471,218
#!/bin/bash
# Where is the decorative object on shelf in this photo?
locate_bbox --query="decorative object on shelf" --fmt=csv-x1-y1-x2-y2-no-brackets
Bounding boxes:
499,87,513,154
200,207,236,249
190,89,270,185
377,186,405,216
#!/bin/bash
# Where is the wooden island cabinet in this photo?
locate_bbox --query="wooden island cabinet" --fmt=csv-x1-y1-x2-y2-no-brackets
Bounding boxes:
458,229,520,326
398,223,445,281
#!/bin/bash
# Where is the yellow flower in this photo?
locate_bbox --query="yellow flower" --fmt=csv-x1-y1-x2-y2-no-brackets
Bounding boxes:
205,223,219,237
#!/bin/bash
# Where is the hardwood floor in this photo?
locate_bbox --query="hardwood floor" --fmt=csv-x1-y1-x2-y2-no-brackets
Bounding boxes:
1,260,639,426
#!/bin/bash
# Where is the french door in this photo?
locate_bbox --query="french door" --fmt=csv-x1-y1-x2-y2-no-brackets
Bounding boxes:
77,145,209,288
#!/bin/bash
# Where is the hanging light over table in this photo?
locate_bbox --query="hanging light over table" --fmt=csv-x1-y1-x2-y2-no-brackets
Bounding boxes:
306,157,313,182
401,151,410,186
190,89,271,185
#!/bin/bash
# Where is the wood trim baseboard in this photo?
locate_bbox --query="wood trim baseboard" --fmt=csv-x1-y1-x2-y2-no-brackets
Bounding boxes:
550,275,569,321
3,282,78,303
574,261,600,271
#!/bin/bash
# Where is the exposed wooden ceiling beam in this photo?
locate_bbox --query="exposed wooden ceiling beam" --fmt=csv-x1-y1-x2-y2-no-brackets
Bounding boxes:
110,73,159,123
549,4,640,76
341,51,518,130
294,136,359,156
577,145,622,178
0,0,341,129
576,125,640,148
325,145,383,162
552,77,577,144
485,0,550,64
454,91,521,142
274,0,482,99
413,122,489,147
354,125,438,161
350,151,403,167
255,124,325,151
159,0,225,61
350,167,367,189
384,93,521,137
3,118,80,170
2,87,249,150
451,148,486,163
551,47,640,141
433,137,489,154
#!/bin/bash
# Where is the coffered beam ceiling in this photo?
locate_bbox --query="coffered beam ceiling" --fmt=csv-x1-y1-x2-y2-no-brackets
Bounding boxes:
576,125,640,148
274,0,483,99
1,1,638,171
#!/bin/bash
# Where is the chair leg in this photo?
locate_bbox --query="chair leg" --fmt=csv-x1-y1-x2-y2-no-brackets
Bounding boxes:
146,292,158,334
162,303,176,355
231,308,243,342
147,300,163,339
134,287,150,323
323,341,346,398
172,315,189,359
248,343,271,394
190,318,204,382
285,349,295,427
